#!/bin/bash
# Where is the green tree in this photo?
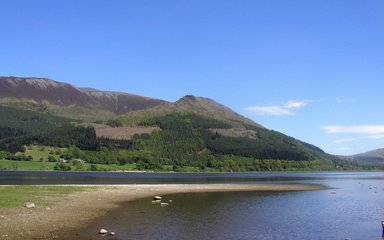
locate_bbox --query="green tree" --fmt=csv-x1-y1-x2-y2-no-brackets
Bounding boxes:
48,155,56,162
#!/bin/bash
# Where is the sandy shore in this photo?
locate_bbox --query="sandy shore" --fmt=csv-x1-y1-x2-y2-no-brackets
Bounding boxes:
0,183,325,240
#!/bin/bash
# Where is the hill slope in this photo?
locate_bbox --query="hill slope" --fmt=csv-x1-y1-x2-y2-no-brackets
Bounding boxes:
0,76,164,121
0,76,357,171
348,149,384,164
0,105,98,153
118,95,260,128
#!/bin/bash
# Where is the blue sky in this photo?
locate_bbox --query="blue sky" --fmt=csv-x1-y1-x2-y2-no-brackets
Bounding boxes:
1,0,383,155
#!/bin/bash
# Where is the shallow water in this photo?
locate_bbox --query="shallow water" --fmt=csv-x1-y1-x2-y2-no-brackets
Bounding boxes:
43,172,384,240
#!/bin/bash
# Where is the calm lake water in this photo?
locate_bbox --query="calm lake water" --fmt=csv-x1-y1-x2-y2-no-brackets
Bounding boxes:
2,171,384,239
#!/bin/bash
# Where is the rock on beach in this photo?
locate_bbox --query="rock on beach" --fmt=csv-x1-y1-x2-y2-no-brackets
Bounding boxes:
25,202,35,208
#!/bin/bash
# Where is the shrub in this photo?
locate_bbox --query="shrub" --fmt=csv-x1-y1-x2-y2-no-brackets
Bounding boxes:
54,162,71,171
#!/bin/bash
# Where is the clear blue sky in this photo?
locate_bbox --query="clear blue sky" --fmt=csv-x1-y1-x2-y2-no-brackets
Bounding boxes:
1,0,384,155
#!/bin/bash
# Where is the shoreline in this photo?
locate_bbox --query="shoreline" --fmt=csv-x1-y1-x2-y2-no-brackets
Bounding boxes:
0,183,326,240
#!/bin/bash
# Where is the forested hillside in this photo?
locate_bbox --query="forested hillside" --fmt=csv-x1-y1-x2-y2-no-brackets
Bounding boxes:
0,77,375,172
0,106,364,171
0,106,98,153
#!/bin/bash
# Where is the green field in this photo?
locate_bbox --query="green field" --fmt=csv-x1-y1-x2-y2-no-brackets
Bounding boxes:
0,186,94,208
0,159,137,171
0,145,137,171
20,145,66,162
0,159,57,170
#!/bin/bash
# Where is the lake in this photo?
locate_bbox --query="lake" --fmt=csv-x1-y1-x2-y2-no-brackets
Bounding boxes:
2,171,384,239
0,170,357,185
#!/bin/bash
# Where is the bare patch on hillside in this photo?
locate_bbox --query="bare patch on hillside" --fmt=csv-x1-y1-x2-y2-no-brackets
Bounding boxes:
95,126,160,139
209,128,258,139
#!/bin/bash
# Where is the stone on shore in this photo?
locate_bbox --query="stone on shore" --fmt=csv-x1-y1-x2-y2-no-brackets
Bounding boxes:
99,228,108,235
25,202,35,208
154,196,162,201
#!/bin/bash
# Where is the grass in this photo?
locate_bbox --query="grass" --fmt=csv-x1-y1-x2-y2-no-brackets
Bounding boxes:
5,145,137,171
0,159,137,171
0,185,94,208
0,160,57,170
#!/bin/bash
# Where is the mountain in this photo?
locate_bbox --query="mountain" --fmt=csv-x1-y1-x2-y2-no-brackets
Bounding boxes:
346,149,384,164
0,76,357,171
0,77,260,128
117,95,261,128
0,76,164,121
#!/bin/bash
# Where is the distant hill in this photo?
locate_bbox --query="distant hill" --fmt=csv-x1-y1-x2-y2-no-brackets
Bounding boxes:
346,149,384,164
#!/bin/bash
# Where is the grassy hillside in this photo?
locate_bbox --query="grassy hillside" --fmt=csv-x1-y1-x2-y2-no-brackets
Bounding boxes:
21,145,65,161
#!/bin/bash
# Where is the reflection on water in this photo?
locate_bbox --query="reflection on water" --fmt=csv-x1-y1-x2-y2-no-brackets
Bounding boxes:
36,172,384,240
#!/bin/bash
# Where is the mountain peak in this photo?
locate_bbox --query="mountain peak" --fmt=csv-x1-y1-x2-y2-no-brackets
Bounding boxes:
179,95,225,105
175,95,261,128
180,95,197,100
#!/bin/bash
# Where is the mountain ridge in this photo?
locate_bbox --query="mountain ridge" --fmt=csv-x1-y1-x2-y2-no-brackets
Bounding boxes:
0,76,164,118
0,76,259,127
